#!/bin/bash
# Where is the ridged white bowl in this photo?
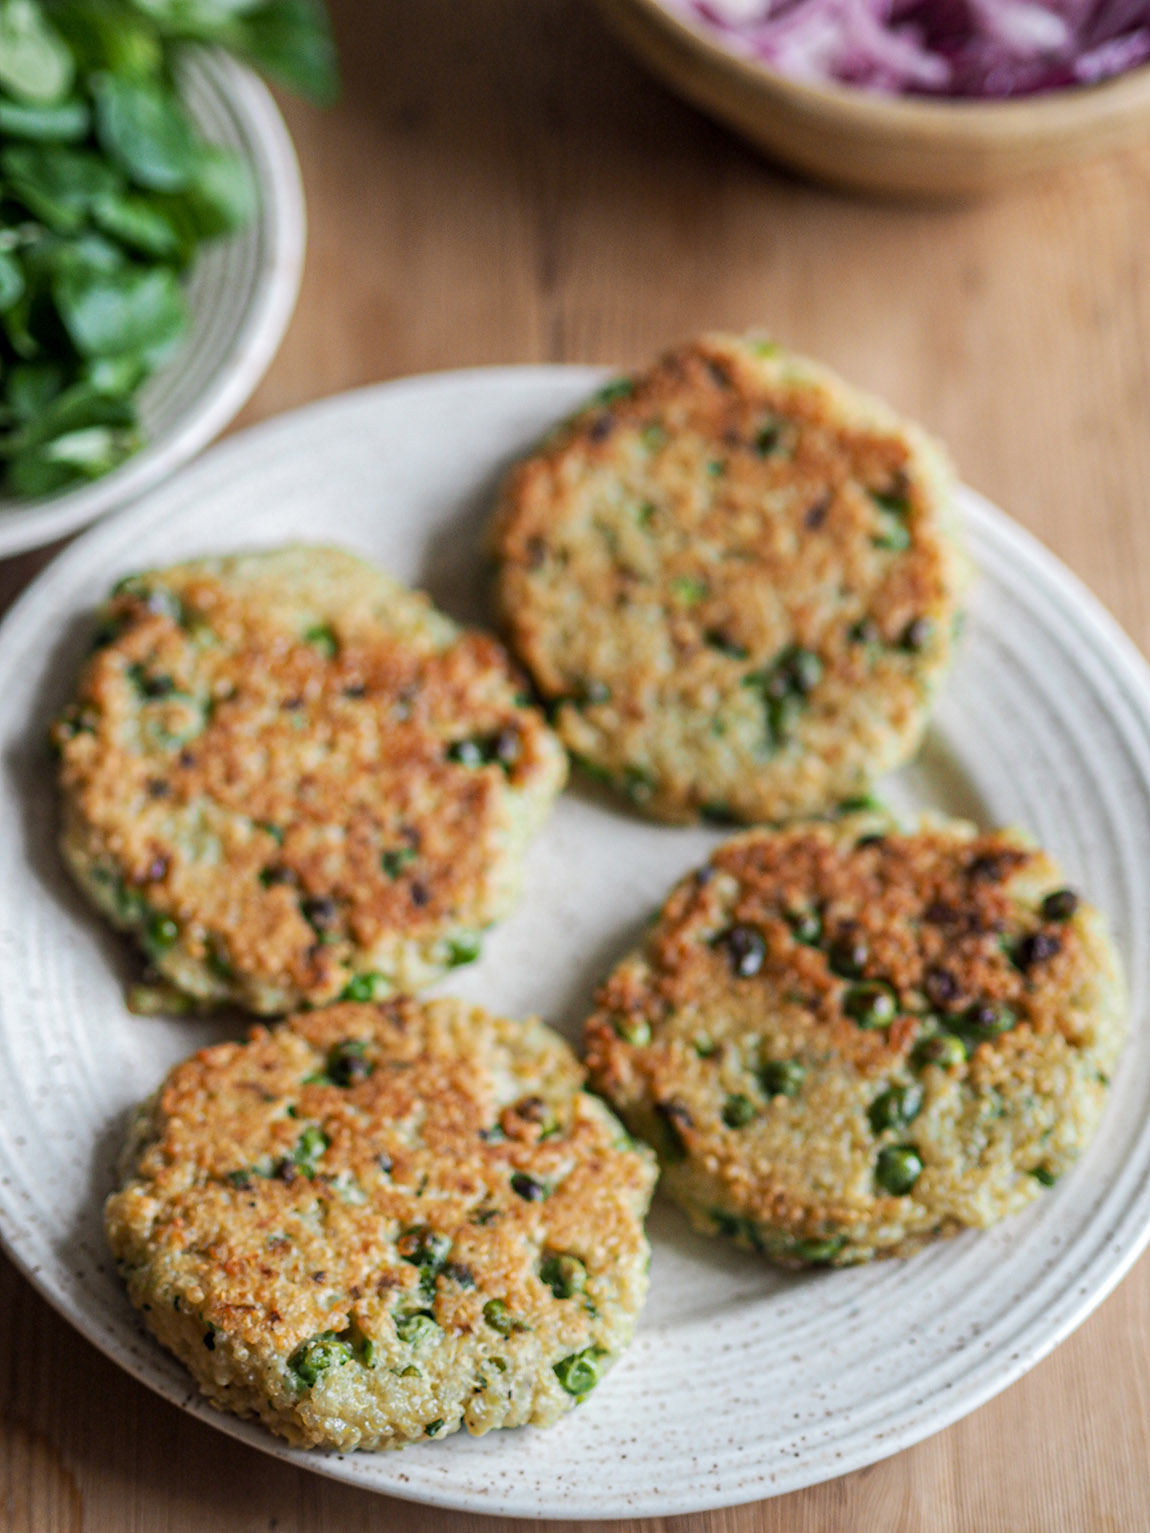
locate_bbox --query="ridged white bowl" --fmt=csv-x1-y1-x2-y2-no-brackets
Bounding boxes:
0,369,1148,1518
0,50,305,559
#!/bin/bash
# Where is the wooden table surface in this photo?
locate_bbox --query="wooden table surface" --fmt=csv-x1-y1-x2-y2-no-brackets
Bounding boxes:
4,3,1150,1529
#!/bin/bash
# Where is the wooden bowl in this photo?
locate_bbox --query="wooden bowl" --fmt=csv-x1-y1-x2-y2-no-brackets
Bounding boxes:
594,0,1150,197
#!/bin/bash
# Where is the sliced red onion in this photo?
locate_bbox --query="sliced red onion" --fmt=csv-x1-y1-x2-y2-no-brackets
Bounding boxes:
671,0,1150,97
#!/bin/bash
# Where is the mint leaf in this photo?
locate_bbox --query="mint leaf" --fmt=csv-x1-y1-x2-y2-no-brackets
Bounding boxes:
228,0,338,105
128,0,338,103
9,423,136,494
183,145,256,236
0,251,25,312
0,95,89,140
53,262,187,361
1,378,137,453
92,71,201,191
6,362,64,421
1,143,123,231
91,191,185,260
0,0,75,104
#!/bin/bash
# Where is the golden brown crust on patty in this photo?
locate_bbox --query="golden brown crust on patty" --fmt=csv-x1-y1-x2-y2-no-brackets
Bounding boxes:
585,815,1126,1266
106,999,657,1449
490,334,967,823
54,548,567,1013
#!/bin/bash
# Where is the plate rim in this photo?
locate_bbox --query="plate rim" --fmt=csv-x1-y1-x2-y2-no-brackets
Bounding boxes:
0,49,306,560
1,365,1149,1518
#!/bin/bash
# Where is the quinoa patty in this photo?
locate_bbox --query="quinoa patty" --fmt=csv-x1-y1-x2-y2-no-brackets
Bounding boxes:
585,814,1125,1266
53,547,567,1014
490,334,967,823
105,998,657,1450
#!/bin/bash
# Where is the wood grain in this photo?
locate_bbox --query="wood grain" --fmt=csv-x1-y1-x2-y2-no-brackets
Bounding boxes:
4,1,1150,1527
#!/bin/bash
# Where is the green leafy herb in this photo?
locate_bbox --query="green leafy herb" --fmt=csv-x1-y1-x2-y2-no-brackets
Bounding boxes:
621,764,656,804
381,845,417,879
310,1036,373,1084
445,729,520,773
205,934,232,981
0,94,88,140
0,1,75,103
142,910,178,956
92,70,199,190
704,629,749,660
341,1314,376,1367
0,0,337,499
669,574,707,607
592,376,633,406
445,932,481,968
338,972,388,1004
710,1208,764,1249
287,1330,352,1390
397,1224,451,1302
611,1014,650,1046
744,644,822,752
874,519,911,552
791,1235,845,1264
303,622,338,658
870,484,913,551
760,1058,806,1098
870,487,911,516
290,1124,329,1177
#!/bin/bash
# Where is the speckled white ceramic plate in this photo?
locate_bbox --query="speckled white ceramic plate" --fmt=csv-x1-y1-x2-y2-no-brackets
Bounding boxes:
1,368,1149,1520
0,49,305,559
